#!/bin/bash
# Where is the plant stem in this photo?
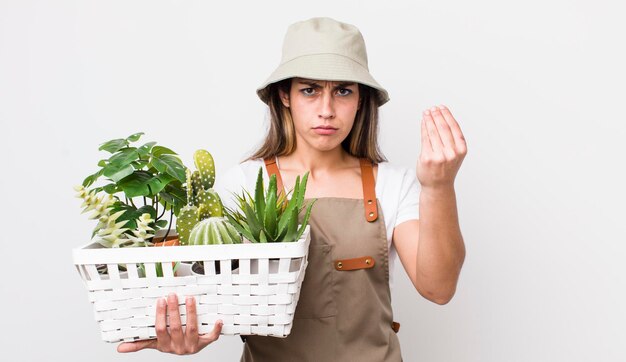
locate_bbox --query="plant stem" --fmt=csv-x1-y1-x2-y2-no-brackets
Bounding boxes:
129,198,137,208
163,209,173,240
158,201,167,220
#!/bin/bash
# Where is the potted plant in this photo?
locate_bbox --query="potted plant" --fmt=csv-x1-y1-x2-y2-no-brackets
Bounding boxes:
73,145,317,342
224,166,315,244
175,149,242,275
222,166,316,274
74,132,188,276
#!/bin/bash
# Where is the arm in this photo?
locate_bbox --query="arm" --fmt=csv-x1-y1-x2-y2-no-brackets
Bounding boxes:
393,104,467,305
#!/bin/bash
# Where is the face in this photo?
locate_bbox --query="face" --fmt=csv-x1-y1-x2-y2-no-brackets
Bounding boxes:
279,77,361,152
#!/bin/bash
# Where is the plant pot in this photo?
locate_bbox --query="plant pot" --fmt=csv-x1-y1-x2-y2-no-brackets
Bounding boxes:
175,261,194,276
95,264,129,280
191,259,240,275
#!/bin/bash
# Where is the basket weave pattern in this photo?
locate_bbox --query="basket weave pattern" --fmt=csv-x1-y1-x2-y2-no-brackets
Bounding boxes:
73,226,310,343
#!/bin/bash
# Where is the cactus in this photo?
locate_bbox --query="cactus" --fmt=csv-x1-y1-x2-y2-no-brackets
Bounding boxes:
194,149,216,189
176,150,241,245
188,217,241,245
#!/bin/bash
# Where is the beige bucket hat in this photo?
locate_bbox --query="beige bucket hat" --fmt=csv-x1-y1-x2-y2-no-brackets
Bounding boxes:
256,17,390,107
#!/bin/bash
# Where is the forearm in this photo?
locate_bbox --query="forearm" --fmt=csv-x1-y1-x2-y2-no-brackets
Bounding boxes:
416,185,466,304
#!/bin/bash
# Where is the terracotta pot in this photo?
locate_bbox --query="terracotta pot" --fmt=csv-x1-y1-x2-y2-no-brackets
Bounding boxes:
151,235,180,270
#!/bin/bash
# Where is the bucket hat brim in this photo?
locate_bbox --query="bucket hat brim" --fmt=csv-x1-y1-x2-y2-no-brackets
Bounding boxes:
256,53,390,107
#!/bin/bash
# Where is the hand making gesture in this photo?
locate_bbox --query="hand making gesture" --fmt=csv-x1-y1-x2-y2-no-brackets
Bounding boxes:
417,105,467,188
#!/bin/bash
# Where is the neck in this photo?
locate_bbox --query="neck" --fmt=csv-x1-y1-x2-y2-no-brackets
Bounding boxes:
278,147,353,173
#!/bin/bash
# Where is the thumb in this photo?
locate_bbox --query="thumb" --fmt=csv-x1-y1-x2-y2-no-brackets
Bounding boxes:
117,339,157,353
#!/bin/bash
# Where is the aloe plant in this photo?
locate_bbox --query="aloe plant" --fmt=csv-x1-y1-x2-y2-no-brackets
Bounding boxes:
224,166,316,243
176,150,241,245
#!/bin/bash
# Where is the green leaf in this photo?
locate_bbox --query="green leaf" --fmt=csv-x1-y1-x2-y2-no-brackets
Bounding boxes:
278,188,299,235
266,174,277,207
156,219,168,228
160,182,187,215
126,132,144,142
110,203,138,230
150,154,186,183
108,147,139,168
103,164,134,183
296,199,316,240
97,159,107,167
283,207,298,242
117,171,153,197
131,160,149,170
226,213,255,242
137,141,157,158
99,139,128,153
145,173,175,196
102,183,119,194
82,169,104,188
297,172,309,207
135,205,157,220
254,167,265,225
242,201,262,241
264,190,277,240
151,145,178,157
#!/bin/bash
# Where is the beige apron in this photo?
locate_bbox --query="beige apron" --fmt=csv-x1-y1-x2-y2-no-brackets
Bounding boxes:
239,158,402,362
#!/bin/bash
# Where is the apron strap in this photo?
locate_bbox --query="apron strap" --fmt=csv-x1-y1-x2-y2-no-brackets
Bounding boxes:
264,157,378,222
263,157,285,197
359,158,378,222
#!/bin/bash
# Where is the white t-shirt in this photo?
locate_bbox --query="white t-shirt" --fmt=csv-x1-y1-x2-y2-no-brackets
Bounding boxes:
213,158,420,289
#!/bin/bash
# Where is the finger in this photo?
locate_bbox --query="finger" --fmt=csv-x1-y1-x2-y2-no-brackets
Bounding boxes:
198,319,224,349
117,339,157,353
155,297,171,346
184,296,199,348
430,106,456,151
438,105,467,152
423,109,443,154
167,293,185,347
420,117,432,154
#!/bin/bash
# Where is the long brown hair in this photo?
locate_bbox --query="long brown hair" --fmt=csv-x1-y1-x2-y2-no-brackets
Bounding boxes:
244,78,387,163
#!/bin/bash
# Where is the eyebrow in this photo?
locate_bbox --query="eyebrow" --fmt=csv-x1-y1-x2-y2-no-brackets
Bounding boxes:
297,80,356,88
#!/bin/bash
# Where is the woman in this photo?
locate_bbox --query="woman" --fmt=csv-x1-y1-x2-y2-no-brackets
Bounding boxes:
118,17,467,360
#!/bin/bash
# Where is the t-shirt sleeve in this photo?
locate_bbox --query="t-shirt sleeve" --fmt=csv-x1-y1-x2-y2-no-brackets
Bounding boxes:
394,167,420,227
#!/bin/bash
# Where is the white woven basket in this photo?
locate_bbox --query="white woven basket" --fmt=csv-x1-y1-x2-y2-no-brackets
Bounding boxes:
72,225,311,343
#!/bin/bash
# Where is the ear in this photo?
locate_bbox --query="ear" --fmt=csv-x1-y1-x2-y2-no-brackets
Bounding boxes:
278,88,290,108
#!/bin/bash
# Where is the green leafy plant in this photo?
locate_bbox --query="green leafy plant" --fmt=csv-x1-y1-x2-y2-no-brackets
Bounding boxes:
176,150,241,245
76,132,187,247
224,166,316,243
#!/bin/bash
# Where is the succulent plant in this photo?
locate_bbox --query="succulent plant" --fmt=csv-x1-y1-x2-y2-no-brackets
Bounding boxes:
74,185,155,248
176,150,241,245
224,166,315,243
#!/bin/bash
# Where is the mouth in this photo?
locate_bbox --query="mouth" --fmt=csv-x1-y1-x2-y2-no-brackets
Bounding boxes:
313,126,338,135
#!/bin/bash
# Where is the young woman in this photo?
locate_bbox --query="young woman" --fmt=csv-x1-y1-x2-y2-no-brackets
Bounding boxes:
118,17,467,361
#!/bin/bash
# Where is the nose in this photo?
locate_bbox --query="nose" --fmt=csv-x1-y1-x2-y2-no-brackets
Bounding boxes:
318,90,335,120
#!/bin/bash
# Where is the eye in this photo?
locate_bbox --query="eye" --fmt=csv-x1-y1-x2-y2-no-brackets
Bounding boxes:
337,88,353,96
301,88,316,96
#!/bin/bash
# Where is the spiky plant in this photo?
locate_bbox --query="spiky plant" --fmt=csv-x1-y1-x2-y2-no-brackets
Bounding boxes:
224,166,315,243
74,185,155,248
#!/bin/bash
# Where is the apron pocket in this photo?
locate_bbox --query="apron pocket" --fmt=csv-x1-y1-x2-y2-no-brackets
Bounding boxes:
293,244,338,319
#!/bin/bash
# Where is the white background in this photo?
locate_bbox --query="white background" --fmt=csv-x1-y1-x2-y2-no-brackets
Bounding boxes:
1,0,624,361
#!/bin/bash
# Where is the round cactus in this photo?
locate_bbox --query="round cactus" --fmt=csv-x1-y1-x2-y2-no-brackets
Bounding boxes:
188,217,241,245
